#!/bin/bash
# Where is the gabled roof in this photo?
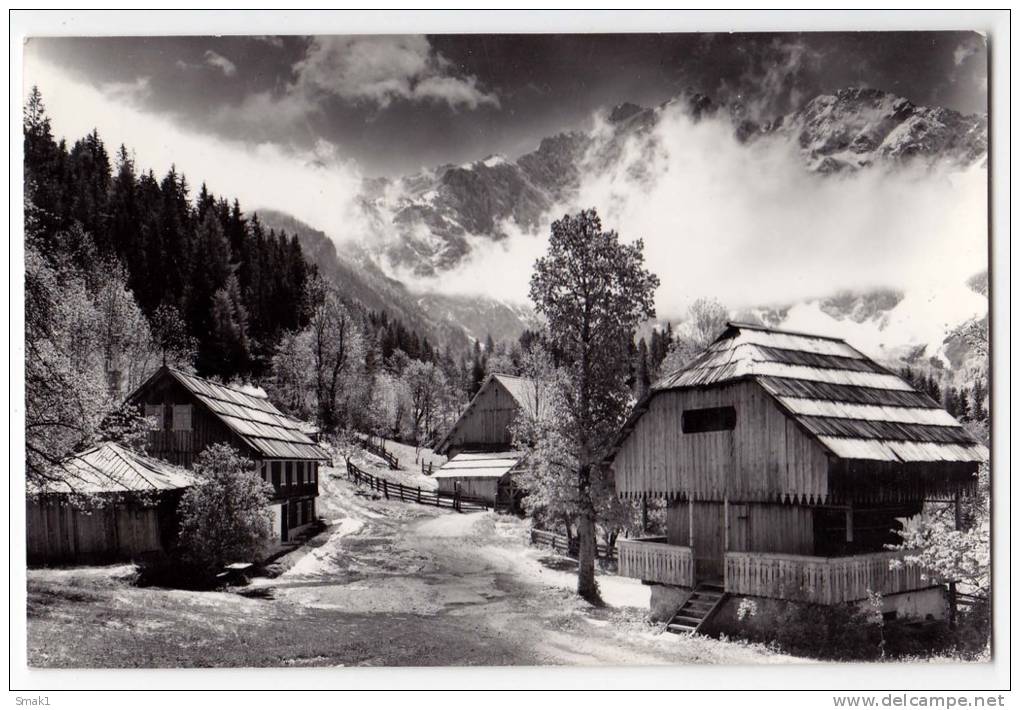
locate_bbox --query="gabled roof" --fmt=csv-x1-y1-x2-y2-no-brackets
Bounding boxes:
433,373,544,455
34,442,198,495
614,322,987,465
432,451,524,480
130,367,330,461
490,373,544,410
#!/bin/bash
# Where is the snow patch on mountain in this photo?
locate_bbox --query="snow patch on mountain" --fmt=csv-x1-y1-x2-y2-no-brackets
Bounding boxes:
776,280,987,368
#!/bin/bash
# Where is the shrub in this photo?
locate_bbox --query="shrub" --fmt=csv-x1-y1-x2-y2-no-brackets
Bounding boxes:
174,443,274,581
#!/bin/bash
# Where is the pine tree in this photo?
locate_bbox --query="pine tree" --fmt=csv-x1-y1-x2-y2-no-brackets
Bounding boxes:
188,212,233,373
942,387,959,417
208,274,251,378
957,386,971,421
972,378,988,423
470,340,486,395
636,338,651,399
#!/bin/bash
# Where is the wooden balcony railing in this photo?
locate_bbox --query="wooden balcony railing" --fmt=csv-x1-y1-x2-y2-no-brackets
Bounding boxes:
269,481,318,500
617,538,694,587
724,550,933,604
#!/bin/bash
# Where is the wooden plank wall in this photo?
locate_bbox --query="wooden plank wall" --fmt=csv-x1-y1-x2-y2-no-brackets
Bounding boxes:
665,500,815,577
27,499,162,564
444,380,517,452
139,376,245,468
436,477,500,502
613,381,830,502
692,502,724,580
665,500,690,546
727,503,814,555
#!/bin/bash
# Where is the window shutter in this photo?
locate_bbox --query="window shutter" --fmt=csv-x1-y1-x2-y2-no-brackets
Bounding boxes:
144,404,164,430
172,404,192,431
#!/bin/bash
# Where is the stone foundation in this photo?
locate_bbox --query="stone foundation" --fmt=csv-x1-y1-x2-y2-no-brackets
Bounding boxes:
646,584,948,636
648,583,693,622
862,586,947,621
706,586,948,638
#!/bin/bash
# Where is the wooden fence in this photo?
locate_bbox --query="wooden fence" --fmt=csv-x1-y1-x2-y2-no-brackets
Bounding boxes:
724,550,930,604
530,528,617,561
617,538,693,587
345,461,487,513
360,435,400,470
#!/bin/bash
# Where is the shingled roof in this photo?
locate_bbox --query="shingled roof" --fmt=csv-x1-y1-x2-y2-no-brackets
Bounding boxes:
34,442,198,495
433,451,525,480
617,322,986,465
133,367,329,461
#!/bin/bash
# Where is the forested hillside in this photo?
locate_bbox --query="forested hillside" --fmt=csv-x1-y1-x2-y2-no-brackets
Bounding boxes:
22,87,483,483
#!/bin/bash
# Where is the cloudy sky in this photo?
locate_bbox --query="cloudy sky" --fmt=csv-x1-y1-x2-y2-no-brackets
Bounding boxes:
23,31,989,341
26,32,987,176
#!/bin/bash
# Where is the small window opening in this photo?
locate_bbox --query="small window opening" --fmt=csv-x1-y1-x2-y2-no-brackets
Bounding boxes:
681,406,736,433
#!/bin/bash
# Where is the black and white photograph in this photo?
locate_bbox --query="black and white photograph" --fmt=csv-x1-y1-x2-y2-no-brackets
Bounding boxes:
9,9,1009,697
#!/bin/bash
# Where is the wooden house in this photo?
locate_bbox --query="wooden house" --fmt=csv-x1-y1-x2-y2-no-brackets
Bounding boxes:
27,442,198,564
608,322,986,632
433,373,544,509
126,366,330,543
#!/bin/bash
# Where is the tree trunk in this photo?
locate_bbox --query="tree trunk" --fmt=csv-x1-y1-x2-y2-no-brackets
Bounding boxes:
576,508,601,604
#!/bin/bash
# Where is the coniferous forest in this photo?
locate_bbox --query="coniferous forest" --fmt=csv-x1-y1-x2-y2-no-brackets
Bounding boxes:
22,87,567,483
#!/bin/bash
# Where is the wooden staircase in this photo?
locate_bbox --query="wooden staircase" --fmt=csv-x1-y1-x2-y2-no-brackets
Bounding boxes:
664,583,726,636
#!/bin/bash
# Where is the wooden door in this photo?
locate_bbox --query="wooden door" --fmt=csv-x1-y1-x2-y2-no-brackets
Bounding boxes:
692,502,724,582
280,503,289,542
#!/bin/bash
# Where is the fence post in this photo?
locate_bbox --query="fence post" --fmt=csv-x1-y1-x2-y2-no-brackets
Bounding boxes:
383,479,389,499
417,486,421,504
455,491,461,512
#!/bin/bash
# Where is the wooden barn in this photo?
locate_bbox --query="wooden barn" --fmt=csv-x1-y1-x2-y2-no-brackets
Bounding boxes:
608,322,986,633
127,366,330,543
27,442,198,565
432,451,524,507
433,373,544,509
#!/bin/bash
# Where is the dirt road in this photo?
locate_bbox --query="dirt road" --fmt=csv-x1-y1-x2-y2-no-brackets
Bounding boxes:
250,468,791,666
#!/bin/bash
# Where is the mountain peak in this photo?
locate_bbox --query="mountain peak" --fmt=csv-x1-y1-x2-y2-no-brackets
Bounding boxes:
608,102,646,124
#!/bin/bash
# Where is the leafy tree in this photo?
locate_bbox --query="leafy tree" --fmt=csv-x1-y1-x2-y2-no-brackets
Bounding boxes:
306,276,366,433
523,208,659,602
403,359,448,455
93,259,161,397
176,443,274,577
368,370,409,440
659,297,729,376
149,302,196,369
96,403,155,453
24,233,109,484
267,329,316,420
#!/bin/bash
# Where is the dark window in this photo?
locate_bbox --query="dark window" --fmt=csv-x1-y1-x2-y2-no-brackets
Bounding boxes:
271,461,282,489
681,406,736,433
